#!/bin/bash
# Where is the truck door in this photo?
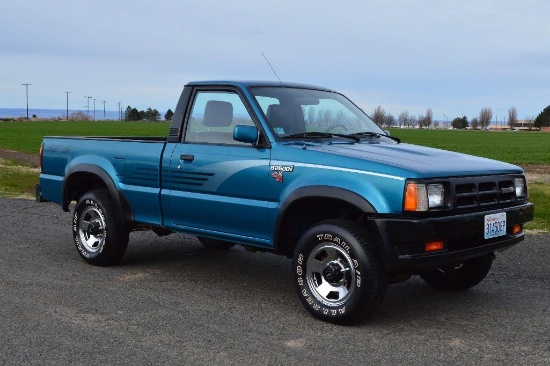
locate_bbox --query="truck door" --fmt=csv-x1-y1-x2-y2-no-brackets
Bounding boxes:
162,88,271,245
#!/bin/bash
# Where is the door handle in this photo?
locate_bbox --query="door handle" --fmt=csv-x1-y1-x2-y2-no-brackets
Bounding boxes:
180,154,195,162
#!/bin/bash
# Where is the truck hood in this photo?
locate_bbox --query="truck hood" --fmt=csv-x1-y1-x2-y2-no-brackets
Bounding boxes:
293,141,523,178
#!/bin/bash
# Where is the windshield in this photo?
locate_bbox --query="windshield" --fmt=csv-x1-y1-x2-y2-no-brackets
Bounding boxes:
250,86,386,139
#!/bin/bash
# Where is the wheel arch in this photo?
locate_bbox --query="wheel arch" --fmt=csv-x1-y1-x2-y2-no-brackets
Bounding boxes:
62,164,134,225
273,186,377,257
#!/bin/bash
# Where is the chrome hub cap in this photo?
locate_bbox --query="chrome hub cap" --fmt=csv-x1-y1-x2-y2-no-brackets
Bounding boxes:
306,243,356,306
78,207,106,253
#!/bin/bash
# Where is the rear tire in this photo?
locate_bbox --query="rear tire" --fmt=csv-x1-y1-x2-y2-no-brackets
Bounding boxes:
72,190,129,266
420,254,494,291
293,219,387,325
197,237,235,250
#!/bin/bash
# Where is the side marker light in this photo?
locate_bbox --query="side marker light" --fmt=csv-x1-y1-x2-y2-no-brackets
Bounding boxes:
425,241,445,253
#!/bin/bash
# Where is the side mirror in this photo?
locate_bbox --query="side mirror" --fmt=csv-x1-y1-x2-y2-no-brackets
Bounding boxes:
383,129,391,136
233,125,259,144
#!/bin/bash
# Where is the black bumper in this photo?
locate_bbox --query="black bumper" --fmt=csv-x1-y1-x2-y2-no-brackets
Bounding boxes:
371,203,534,273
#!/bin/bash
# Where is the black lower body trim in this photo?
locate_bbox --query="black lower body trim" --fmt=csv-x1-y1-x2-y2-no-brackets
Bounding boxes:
371,203,534,273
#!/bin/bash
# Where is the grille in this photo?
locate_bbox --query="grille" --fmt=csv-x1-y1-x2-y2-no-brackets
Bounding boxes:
453,177,516,210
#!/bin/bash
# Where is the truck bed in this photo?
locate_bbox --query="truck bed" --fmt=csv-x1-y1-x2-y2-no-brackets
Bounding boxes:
40,136,168,225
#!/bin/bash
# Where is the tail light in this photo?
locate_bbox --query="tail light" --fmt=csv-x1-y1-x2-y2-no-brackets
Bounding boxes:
39,143,44,171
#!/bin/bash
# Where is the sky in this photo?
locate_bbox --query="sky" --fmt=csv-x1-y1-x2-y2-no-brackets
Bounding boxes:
1,0,549,122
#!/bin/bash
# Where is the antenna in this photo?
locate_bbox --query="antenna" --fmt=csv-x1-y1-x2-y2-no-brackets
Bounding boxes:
262,52,283,85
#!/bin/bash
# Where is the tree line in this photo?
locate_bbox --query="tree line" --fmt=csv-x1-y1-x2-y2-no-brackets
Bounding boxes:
370,106,534,130
124,106,173,121
534,105,550,128
371,106,437,129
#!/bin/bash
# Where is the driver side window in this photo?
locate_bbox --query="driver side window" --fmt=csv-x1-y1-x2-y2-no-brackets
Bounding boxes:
185,91,255,145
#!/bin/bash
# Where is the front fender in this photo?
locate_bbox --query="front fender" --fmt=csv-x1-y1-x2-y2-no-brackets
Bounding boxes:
272,184,378,256
280,185,377,214
277,166,405,215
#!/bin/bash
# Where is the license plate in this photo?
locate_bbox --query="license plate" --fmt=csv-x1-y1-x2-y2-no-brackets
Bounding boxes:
484,212,507,239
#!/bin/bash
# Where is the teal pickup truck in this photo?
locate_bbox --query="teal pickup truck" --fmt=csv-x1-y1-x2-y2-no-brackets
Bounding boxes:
37,80,534,324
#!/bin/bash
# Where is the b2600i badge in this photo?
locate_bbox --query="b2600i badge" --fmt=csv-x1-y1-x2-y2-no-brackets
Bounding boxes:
270,165,294,183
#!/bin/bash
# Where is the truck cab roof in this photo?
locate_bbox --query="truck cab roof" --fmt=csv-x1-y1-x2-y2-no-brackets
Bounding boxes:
185,80,335,92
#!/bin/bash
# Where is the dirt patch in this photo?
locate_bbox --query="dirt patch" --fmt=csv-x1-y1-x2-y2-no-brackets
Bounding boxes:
0,149,38,168
522,164,550,184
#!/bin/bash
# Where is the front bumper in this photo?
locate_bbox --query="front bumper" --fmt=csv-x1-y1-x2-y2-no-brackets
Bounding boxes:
371,202,534,273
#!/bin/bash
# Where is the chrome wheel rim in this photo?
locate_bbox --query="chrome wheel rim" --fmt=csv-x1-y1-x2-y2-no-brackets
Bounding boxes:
306,243,356,307
78,206,106,253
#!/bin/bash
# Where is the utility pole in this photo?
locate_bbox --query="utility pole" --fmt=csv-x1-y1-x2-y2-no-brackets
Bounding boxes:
22,83,31,120
118,102,121,121
64,91,71,120
85,96,92,119
102,100,106,120
93,98,96,121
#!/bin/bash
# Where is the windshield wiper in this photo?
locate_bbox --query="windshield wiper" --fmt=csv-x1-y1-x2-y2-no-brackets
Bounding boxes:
348,132,401,143
282,132,360,142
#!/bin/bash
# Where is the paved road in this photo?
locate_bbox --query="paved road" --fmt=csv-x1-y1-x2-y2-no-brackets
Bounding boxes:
1,197,548,365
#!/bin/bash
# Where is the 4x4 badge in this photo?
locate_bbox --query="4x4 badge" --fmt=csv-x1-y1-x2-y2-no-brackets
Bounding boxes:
270,165,294,183
271,171,284,183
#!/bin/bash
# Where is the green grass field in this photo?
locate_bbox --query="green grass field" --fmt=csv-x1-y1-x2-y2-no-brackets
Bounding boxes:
1,122,549,164
0,120,169,154
528,183,550,231
0,121,548,231
390,128,550,165
0,158,40,198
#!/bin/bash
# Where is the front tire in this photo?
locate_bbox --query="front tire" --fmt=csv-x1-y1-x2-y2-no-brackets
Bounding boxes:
293,220,387,325
72,190,129,266
420,254,494,291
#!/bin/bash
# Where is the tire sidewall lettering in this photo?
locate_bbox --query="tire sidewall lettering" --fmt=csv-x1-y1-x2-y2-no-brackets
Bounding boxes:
316,233,351,254
295,230,361,318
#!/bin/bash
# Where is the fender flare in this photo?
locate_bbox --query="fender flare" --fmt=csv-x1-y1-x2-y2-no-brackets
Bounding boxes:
62,164,134,225
273,185,377,253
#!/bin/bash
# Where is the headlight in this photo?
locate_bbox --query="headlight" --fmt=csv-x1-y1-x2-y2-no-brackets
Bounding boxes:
404,183,445,211
427,184,445,208
514,177,527,198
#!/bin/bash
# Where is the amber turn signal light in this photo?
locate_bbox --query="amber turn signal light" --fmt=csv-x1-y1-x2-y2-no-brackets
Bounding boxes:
425,241,445,252
404,183,418,211
512,224,522,235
